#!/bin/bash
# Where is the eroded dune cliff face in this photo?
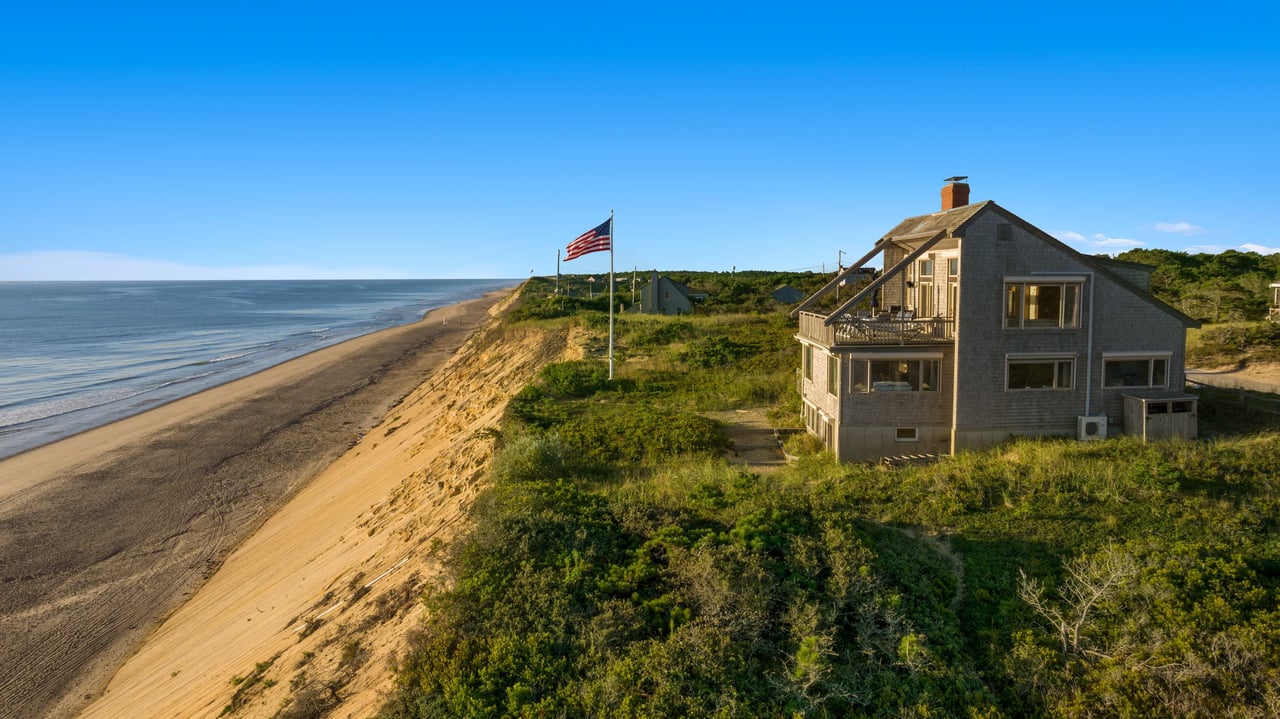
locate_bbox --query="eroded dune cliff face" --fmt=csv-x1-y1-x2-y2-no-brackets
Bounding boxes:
81,292,571,719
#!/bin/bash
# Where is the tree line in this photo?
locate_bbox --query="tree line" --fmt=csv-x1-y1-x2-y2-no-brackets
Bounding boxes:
1114,248,1280,323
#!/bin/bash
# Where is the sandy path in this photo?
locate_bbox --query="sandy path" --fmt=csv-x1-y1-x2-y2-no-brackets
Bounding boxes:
1186,362,1280,395
0,290,509,719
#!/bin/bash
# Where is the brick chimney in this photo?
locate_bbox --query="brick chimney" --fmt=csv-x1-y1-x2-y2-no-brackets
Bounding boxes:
941,176,970,210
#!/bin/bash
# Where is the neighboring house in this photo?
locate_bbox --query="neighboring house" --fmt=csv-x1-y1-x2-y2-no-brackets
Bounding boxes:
636,272,693,315
772,285,805,304
794,179,1200,462
1269,282,1280,322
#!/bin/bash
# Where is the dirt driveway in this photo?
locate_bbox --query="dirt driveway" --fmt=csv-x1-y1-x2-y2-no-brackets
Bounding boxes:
1186,362,1280,395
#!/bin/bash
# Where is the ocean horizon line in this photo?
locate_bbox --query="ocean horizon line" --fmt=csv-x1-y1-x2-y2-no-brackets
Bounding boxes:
0,278,516,458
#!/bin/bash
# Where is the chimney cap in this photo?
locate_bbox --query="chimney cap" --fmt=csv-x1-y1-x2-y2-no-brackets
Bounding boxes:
944,175,968,184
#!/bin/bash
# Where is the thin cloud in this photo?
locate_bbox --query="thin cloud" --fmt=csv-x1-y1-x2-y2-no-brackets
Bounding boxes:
1091,233,1144,248
1052,230,1144,254
1153,221,1206,236
1185,243,1280,255
0,251,407,281
1241,243,1280,254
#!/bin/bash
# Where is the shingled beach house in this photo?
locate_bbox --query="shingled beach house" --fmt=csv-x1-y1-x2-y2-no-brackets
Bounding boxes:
794,179,1200,462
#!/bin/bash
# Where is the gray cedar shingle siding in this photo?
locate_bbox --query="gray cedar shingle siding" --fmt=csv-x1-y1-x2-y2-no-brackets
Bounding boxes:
797,198,1196,461
952,207,1191,444
639,274,693,315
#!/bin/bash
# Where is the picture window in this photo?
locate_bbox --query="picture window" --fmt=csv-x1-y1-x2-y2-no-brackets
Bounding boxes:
1007,358,1074,390
1104,356,1168,388
851,358,939,393
1005,281,1080,329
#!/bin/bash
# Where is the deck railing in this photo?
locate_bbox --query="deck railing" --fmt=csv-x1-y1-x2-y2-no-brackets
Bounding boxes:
798,311,955,346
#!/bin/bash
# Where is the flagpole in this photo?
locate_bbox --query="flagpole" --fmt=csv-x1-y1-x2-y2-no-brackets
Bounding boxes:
556,249,561,296
608,209,615,381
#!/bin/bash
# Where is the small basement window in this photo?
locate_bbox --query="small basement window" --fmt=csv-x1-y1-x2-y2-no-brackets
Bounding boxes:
895,427,919,441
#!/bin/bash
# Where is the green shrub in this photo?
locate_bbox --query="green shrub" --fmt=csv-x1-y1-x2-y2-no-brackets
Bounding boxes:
1187,321,1280,366
783,431,825,457
555,407,727,465
679,335,753,368
538,360,611,397
627,320,696,347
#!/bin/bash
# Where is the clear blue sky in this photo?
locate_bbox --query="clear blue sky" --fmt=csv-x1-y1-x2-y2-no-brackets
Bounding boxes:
2,1,1276,280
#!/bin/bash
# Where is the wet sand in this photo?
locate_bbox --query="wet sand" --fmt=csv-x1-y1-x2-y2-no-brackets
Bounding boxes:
0,290,509,719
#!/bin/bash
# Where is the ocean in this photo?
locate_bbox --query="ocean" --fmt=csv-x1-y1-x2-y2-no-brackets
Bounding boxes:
0,279,514,459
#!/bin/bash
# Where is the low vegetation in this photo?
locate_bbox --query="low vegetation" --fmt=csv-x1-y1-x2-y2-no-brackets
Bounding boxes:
380,277,1280,718
1187,321,1280,367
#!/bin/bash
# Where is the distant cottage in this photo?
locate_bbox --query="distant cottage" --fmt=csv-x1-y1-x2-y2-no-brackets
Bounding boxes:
794,179,1200,462
636,272,693,315
771,285,805,304
1270,282,1280,322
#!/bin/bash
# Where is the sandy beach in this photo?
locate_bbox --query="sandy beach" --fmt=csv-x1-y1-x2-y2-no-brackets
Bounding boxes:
0,289,513,719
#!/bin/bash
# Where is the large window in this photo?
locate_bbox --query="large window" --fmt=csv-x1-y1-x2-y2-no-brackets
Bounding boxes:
851,358,939,393
1104,356,1168,388
1007,357,1074,390
826,353,839,395
918,280,934,316
1005,281,1081,329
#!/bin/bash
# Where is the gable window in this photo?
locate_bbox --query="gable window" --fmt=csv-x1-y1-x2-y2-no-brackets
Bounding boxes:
1104,355,1169,388
826,354,839,395
1004,278,1082,329
1007,356,1075,390
851,358,939,393
803,344,814,381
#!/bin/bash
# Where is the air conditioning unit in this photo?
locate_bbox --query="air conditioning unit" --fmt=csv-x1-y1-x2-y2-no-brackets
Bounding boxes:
1077,416,1107,441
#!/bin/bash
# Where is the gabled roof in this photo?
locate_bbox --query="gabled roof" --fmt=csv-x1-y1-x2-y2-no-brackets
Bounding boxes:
976,202,1199,328
797,198,1198,329
880,201,991,242
646,275,691,299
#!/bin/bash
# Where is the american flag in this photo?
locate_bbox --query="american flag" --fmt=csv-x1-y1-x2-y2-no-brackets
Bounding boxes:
564,218,612,261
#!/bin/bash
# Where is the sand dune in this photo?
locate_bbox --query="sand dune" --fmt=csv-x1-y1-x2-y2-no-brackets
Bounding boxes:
0,289,526,719
72,289,567,717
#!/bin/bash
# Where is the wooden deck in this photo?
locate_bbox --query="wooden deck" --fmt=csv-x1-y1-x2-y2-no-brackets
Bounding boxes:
798,311,954,346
